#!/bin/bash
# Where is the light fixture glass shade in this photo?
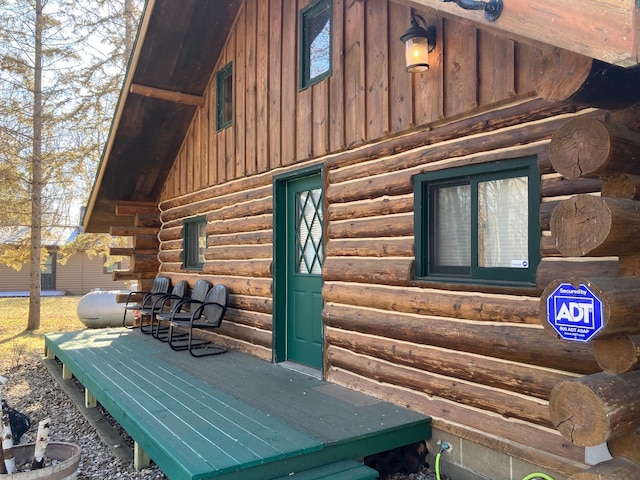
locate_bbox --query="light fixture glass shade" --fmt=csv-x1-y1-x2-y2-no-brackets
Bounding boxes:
405,36,429,73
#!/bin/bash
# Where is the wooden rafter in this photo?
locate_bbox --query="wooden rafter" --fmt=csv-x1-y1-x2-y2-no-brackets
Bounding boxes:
129,83,205,106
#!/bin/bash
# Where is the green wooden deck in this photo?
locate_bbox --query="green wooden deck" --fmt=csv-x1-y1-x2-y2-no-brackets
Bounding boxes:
44,328,431,480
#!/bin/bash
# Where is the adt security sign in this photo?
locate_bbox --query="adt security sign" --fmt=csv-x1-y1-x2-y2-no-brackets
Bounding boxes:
546,283,604,342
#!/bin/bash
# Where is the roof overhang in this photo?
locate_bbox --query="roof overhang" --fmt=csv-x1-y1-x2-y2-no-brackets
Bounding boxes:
84,0,242,233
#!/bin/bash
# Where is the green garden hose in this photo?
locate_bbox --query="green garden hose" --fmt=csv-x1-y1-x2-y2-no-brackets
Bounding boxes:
435,451,442,480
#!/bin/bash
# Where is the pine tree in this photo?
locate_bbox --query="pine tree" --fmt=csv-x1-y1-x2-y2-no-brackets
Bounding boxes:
0,0,142,329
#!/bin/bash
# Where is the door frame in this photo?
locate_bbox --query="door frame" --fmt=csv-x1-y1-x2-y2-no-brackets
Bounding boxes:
272,164,325,368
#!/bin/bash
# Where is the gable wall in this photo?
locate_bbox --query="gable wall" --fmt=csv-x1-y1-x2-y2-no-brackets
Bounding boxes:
160,0,539,199
155,0,604,477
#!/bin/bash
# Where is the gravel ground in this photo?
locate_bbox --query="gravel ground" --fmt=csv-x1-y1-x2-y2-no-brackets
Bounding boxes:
2,356,446,480
3,357,167,479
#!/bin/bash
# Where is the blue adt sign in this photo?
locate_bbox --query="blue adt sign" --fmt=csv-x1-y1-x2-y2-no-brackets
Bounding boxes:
546,283,604,342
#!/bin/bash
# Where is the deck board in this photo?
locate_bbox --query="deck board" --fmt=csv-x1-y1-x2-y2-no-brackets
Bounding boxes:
45,328,431,480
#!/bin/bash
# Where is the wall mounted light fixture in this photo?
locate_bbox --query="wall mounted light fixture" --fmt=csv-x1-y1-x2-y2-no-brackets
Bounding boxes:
400,11,436,73
440,0,503,21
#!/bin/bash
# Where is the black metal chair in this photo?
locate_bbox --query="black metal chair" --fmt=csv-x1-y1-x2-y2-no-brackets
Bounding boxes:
122,277,171,328
140,280,188,334
167,284,228,357
152,279,212,341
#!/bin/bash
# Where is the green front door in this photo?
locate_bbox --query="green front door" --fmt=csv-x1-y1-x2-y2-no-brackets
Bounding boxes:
285,174,324,369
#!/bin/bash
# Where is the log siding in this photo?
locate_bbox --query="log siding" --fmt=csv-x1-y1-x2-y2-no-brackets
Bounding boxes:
153,0,614,475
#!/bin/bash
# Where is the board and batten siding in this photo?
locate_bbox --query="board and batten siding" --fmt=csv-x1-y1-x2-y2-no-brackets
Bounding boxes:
157,0,598,475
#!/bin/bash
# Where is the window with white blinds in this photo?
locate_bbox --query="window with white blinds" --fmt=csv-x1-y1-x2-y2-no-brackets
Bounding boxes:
183,216,207,270
414,157,540,286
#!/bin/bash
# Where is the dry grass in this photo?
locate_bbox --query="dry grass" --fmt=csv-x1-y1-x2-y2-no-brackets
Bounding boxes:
0,296,85,369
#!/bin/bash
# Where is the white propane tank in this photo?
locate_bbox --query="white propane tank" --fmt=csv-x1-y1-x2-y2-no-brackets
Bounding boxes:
77,290,134,328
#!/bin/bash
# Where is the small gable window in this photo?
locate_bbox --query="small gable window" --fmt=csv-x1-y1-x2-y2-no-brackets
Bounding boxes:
216,62,233,131
183,216,207,270
300,0,332,89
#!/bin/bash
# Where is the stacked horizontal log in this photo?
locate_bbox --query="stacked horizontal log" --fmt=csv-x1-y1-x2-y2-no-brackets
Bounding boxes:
535,112,615,289
154,88,623,473
541,114,640,478
158,171,276,360
320,106,615,475
108,202,161,291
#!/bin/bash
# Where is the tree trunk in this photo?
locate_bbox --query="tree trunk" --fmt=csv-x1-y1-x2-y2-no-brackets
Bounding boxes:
27,0,44,331
124,0,136,62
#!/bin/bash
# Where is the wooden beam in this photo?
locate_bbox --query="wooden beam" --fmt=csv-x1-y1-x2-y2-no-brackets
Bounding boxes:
110,226,159,236
534,49,640,110
129,83,205,107
406,0,639,66
115,201,159,216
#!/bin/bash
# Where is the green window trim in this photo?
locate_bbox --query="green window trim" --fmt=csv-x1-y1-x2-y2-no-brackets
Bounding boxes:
413,157,541,287
216,62,233,131
183,216,207,270
300,0,332,90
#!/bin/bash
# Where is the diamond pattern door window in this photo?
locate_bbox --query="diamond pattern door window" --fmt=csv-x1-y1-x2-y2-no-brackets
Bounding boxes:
296,188,323,274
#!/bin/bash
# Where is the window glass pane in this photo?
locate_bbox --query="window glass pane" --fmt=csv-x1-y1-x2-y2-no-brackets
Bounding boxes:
42,253,54,274
216,63,233,130
478,176,528,268
296,188,323,274
184,218,206,269
197,222,207,264
308,7,331,79
433,184,471,268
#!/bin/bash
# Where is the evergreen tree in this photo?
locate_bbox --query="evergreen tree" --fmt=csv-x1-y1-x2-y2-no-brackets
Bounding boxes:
0,0,142,329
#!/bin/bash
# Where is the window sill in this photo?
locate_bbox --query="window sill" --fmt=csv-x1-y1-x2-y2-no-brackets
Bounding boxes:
414,276,541,296
181,267,204,273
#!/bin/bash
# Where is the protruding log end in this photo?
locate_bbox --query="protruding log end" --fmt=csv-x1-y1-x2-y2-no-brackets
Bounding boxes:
607,427,640,464
549,378,611,447
533,49,592,103
550,118,640,179
550,119,613,179
541,276,640,340
551,195,640,257
602,174,640,200
569,457,640,480
593,335,640,374
534,48,640,110
550,371,640,447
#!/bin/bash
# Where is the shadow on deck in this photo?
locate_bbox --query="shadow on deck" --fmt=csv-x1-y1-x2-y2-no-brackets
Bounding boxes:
44,328,432,480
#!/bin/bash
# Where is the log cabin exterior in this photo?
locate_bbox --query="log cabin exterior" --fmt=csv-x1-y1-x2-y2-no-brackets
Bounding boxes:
83,0,640,478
